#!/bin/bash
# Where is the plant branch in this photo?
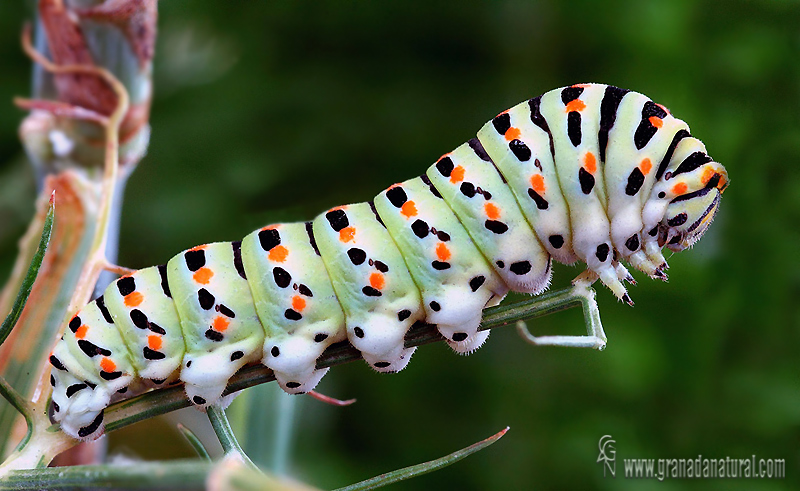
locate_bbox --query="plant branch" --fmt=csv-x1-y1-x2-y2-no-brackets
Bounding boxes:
177,424,211,461
207,406,258,470
99,285,598,435
0,459,213,490
0,379,29,435
333,427,509,491
0,195,54,349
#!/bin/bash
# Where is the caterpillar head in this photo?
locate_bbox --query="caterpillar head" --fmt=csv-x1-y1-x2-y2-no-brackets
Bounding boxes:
661,161,728,252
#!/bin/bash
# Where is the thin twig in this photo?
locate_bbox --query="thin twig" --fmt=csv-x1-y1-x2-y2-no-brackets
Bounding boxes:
307,390,357,407
0,378,30,429
0,195,54,348
20,23,129,416
206,406,258,470
12,98,109,125
0,459,213,490
333,427,509,491
176,424,211,462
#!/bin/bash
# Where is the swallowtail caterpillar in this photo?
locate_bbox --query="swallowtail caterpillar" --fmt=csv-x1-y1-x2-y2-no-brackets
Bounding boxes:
48,83,728,440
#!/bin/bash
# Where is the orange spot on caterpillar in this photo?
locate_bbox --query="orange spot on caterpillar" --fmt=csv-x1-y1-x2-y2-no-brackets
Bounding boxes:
672,182,688,195
449,166,465,183
292,295,306,312
504,127,521,141
75,325,88,339
701,167,716,184
369,272,385,290
400,201,418,218
148,335,162,350
649,116,663,128
584,152,597,174
189,244,207,252
268,245,289,262
639,158,652,175
484,202,501,220
100,357,116,372
530,174,546,193
212,316,230,332
656,103,670,115
436,242,451,262
565,99,586,112
339,226,356,243
192,267,214,285
124,291,143,307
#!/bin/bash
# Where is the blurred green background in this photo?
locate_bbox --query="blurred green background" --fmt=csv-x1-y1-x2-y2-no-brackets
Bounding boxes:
1,0,798,489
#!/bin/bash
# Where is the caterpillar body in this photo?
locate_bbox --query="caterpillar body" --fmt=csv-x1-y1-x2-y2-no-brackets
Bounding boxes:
48,83,728,440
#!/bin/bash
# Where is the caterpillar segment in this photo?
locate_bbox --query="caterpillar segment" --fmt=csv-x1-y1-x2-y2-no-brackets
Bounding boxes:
48,83,728,441
312,204,423,372
375,178,508,354
102,266,184,386
50,300,136,438
241,223,347,394
426,140,551,295
167,242,266,408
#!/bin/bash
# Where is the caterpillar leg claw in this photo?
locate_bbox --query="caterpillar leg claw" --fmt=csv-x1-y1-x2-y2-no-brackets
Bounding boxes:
627,250,664,280
614,261,636,285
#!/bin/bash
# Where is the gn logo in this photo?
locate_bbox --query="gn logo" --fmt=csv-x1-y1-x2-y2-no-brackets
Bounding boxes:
598,435,616,477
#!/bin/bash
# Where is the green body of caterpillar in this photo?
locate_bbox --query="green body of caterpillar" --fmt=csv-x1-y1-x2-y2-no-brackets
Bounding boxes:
48,83,729,440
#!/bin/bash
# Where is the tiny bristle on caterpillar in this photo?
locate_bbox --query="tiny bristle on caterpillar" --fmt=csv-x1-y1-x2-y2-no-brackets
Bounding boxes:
48,83,728,441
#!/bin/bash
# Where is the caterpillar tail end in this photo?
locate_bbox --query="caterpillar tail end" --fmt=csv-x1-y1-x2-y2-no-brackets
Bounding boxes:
51,402,108,442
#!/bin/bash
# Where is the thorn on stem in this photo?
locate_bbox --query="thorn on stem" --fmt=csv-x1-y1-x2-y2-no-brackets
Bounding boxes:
102,261,135,276
307,390,356,407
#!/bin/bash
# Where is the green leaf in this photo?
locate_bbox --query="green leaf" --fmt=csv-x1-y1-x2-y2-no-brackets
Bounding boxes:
0,194,54,348
177,423,211,461
333,427,509,491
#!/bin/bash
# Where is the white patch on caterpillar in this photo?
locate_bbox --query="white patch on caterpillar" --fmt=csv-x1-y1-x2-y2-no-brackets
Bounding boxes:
263,334,329,394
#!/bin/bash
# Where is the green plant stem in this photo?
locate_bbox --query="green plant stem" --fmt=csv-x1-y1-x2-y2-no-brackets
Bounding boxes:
99,285,597,435
0,197,54,348
0,380,28,435
177,424,211,461
0,459,212,490
0,284,596,484
206,406,258,470
333,427,509,491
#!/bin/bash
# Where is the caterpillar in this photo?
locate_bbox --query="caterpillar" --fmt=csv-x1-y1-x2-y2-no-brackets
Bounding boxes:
48,83,728,440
